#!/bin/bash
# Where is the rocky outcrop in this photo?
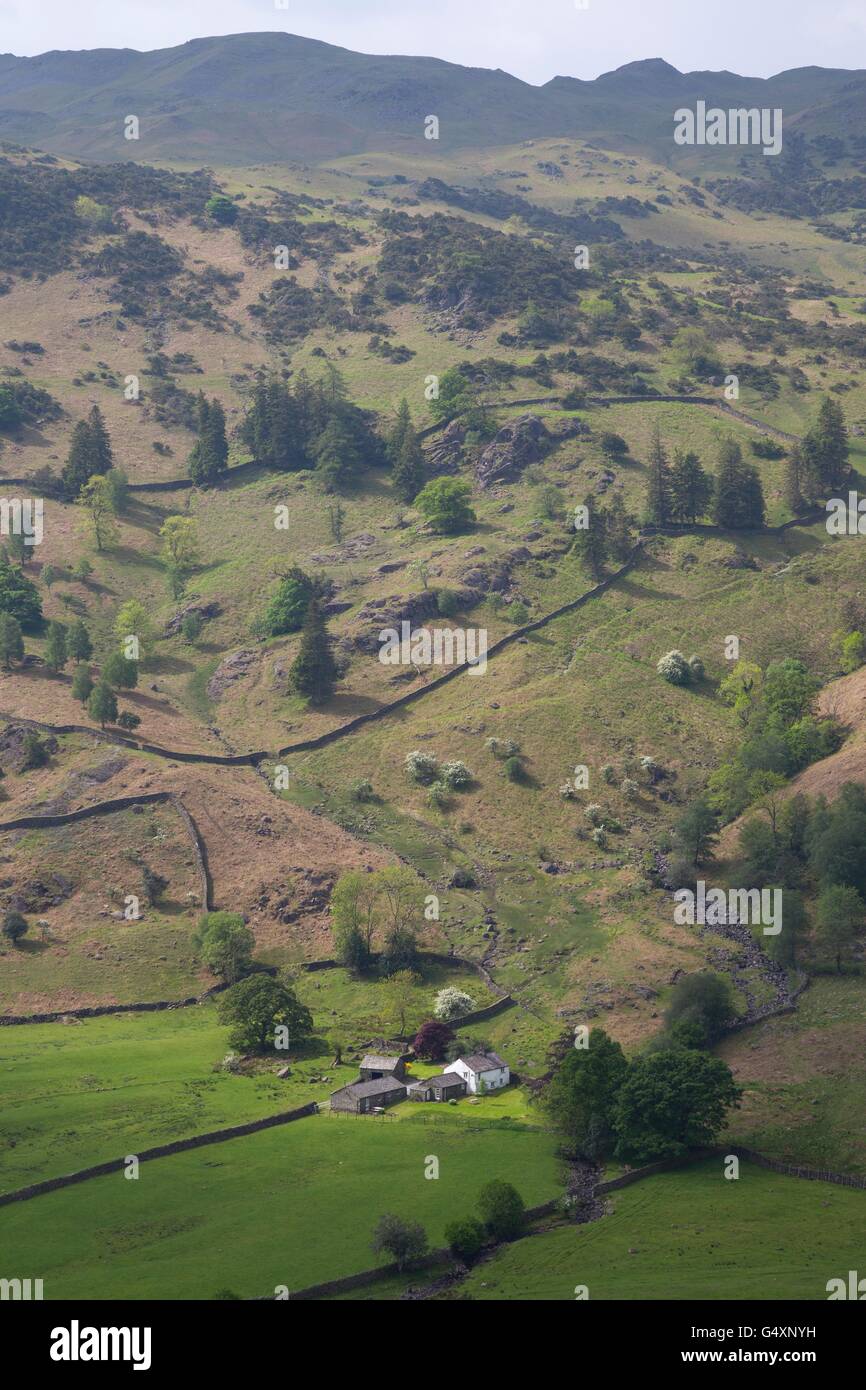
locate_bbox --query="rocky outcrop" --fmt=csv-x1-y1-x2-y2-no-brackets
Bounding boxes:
0,724,59,773
206,649,257,701
423,418,465,477
475,413,550,488
164,600,221,636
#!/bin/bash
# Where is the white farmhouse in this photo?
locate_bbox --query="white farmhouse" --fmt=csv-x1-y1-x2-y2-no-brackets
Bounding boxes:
444,1051,509,1094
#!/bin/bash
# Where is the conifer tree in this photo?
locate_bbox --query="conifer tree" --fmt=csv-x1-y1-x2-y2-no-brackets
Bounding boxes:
61,408,114,500
602,493,637,562
784,444,806,513
289,598,336,705
387,399,413,465
712,438,766,529
0,613,23,670
44,621,68,674
801,396,849,496
391,402,426,503
68,619,93,664
669,449,713,523
645,424,672,525
87,405,114,475
572,503,608,579
189,394,229,485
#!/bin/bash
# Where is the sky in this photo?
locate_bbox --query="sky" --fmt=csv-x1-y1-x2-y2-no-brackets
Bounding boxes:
2,0,866,83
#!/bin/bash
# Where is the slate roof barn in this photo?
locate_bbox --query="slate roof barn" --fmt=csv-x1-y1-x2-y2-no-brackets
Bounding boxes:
407,1072,467,1102
358,1053,409,1082
330,1076,407,1114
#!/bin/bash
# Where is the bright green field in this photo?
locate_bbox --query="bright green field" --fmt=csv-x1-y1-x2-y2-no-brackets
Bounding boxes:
445,1160,866,1301
0,1108,561,1299
0,1006,362,1193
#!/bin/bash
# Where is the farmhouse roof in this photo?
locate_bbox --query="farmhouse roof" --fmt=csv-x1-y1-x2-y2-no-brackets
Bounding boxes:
332,1077,407,1100
360,1054,404,1070
459,1052,507,1073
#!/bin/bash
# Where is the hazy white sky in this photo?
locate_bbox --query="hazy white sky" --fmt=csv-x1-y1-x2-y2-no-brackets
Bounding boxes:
2,0,865,83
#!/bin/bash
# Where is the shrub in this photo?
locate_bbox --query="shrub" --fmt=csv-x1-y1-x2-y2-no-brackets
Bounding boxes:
434,987,476,1022
592,827,608,847
688,654,705,680
426,782,450,810
435,588,461,618
503,756,523,783
440,760,472,790
621,778,640,799
350,778,375,803
2,909,28,944
478,1179,525,1241
601,763,616,784
371,1213,428,1271
117,711,141,731
405,750,439,785
584,804,603,826
444,1217,487,1264
657,650,692,686
413,1019,455,1061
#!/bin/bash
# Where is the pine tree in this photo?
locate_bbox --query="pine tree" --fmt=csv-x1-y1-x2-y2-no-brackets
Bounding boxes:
188,395,228,485
669,449,713,524
61,420,98,500
44,621,68,674
784,445,806,513
602,493,637,562
645,425,672,525
801,396,849,495
88,680,118,728
289,598,336,705
87,405,114,475
572,503,608,579
313,413,360,492
387,399,413,466
712,438,766,529
393,429,426,504
68,619,93,664
0,613,23,670
61,409,113,499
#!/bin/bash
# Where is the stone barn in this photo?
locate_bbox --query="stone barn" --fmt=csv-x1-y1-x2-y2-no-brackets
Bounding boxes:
330,1077,407,1114
407,1073,467,1103
358,1053,410,1083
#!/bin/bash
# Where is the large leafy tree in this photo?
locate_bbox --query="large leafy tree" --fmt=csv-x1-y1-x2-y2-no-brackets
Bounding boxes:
414,477,476,534
478,1180,525,1240
544,1027,629,1158
612,1050,741,1164
815,884,863,973
261,567,314,636
197,912,255,983
217,974,313,1054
